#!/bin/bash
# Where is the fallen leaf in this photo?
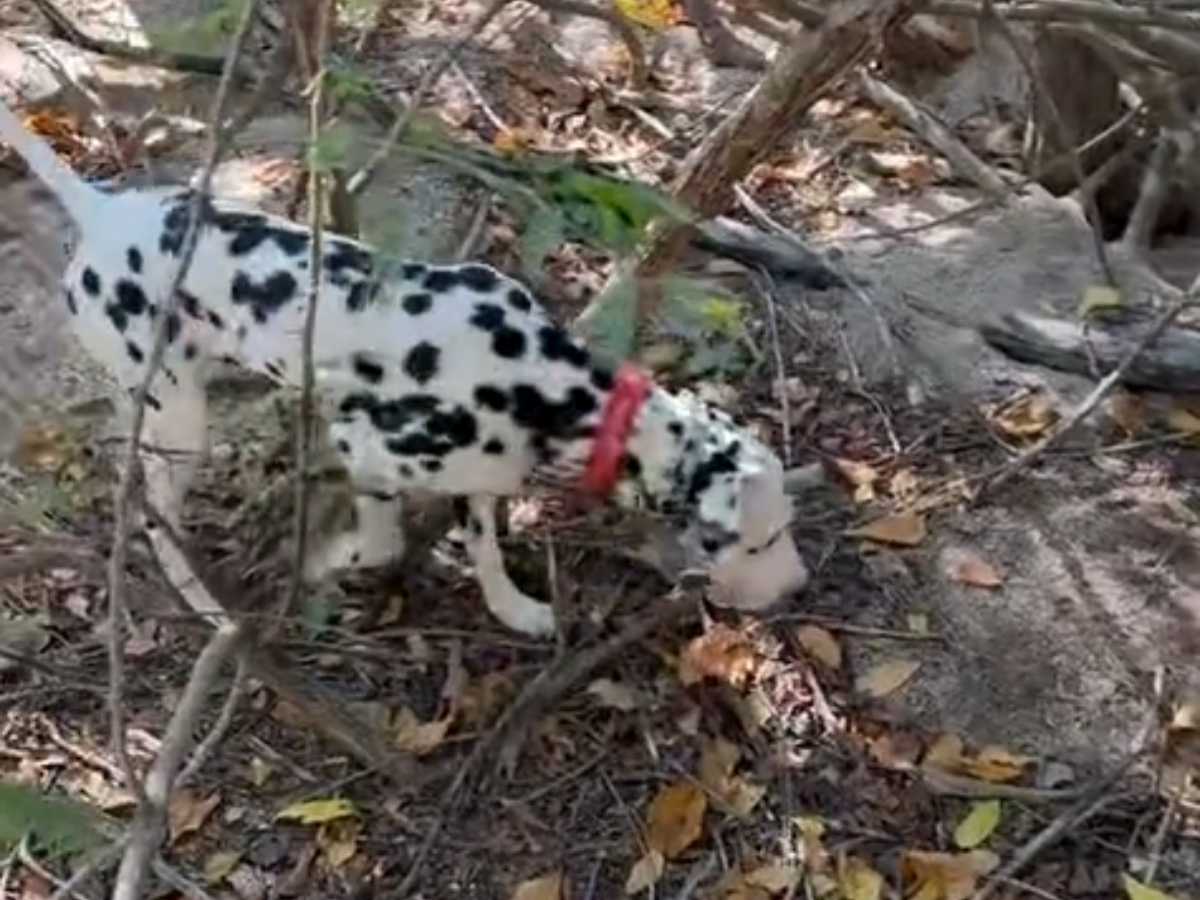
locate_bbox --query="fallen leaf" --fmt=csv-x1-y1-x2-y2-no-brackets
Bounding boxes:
795,625,842,670
1077,283,1122,318
833,458,879,503
168,790,220,845
846,514,927,547
587,678,640,711
1123,874,1181,900
511,872,566,900
902,849,999,900
954,800,1001,849
990,391,1059,441
1107,390,1146,438
376,593,406,627
923,733,966,772
276,798,358,825
961,746,1034,784
846,118,895,145
392,707,453,756
203,851,241,885
316,818,360,868
678,624,760,687
890,467,920,501
838,855,884,900
855,659,920,698
494,128,537,156
868,730,923,769
946,552,1003,589
249,757,274,788
613,0,682,29
744,863,800,893
645,782,706,859
1167,406,1200,437
698,737,766,818
625,849,665,894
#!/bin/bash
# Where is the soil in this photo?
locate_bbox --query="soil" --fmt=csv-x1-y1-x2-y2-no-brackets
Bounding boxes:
2,2,1200,899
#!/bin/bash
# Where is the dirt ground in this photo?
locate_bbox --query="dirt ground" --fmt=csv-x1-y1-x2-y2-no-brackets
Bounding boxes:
2,1,1200,898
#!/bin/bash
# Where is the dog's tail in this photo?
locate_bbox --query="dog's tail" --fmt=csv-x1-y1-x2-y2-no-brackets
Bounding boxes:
0,99,103,231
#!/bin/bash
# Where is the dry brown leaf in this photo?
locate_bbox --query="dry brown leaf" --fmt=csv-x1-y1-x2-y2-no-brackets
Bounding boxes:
946,552,1003,589
922,733,966,772
1107,390,1146,438
795,625,842,670
838,855,884,900
961,746,1034,784
833,458,879,503
493,127,538,156
459,669,516,728
868,730,923,770
646,781,707,859
896,157,938,188
1167,405,1200,436
511,872,566,900
168,790,221,845
744,863,801,893
316,818,360,869
855,659,920,698
902,849,999,900
393,707,453,756
990,392,1059,441
846,118,895,145
678,624,760,687
846,514,927,547
625,849,665,894
587,677,640,711
890,467,920,502
698,737,766,818
203,850,241,885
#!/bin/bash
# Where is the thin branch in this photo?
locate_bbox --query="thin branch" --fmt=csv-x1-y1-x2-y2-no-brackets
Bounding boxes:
346,0,512,197
921,0,1200,33
103,0,260,801
48,839,128,900
1122,133,1177,253
176,648,248,788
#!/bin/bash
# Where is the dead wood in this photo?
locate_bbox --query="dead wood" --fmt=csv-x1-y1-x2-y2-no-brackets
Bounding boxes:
682,0,768,70
980,308,1200,393
691,217,845,288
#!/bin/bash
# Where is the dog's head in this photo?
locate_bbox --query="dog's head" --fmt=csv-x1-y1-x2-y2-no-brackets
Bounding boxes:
625,390,809,611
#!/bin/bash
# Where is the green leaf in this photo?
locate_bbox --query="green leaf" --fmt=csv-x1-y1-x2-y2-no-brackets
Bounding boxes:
954,799,1001,849
519,208,567,285
0,783,106,859
307,125,357,173
1122,875,1180,900
575,269,639,366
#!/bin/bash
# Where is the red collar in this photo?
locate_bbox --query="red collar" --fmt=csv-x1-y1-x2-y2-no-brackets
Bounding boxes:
581,363,654,497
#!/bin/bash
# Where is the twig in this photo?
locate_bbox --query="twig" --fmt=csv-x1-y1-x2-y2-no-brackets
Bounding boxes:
921,0,1200,33
672,852,717,900
768,613,943,641
111,622,247,900
151,858,222,900
48,838,128,900
1122,133,1176,254
176,648,248,788
1144,790,1181,887
103,0,260,799
17,836,93,900
754,271,793,465
982,274,1200,498
920,768,1085,802
451,60,508,133
277,0,331,643
346,0,512,197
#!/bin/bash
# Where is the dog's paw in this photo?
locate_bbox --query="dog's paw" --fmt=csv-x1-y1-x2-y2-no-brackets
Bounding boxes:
507,600,557,638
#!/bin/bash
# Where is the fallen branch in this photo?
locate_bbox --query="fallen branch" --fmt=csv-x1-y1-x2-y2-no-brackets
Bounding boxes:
921,0,1200,33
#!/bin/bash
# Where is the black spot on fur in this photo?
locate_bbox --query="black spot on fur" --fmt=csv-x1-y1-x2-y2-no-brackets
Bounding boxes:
165,312,181,344
207,310,225,329
337,440,351,454
210,209,267,233
144,392,162,412
474,385,508,411
401,264,427,281
492,327,527,359
511,384,598,436
422,459,443,473
591,368,614,391
687,451,739,504
64,290,77,315
668,421,684,439
81,268,101,296
228,224,308,256
184,343,197,360
624,454,642,478
506,288,533,312
469,303,505,332
347,280,376,313
483,437,505,455
325,241,373,286
339,392,441,433
386,433,443,457
423,268,463,293
115,280,148,317
231,271,298,322
458,265,499,292
353,354,384,385
160,202,188,255
404,342,440,385
427,408,478,447
127,247,143,273
126,341,144,363
402,293,433,315
105,303,128,332
538,326,589,368
399,464,414,478
178,290,203,320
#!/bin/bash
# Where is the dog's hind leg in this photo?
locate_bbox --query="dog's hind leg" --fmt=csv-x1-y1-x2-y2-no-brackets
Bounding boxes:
304,490,406,582
457,494,555,637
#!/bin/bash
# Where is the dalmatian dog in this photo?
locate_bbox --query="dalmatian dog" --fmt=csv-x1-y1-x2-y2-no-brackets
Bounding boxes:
0,99,809,636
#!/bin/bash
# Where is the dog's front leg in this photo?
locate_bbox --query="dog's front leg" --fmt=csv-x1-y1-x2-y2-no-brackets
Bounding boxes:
458,494,555,637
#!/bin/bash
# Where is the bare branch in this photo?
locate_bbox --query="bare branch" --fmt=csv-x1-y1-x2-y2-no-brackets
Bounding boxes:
103,0,260,803
1123,133,1177,253
922,0,1200,33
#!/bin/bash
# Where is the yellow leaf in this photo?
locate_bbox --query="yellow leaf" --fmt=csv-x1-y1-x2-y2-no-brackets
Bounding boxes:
990,392,1058,441
168,790,221,845
846,514,927,547
855,659,920,698
1123,874,1181,900
961,746,1034,784
795,625,842,670
838,855,884,900
1167,406,1200,436
203,851,241,885
678,624,760,687
276,798,358,825
612,0,682,30
834,458,879,504
646,781,706,858
625,849,665,894
744,863,800,893
1077,284,1122,318
318,819,360,868
587,678,640,711
511,872,566,900
953,800,1001,849
393,707,453,756
903,850,999,900
698,738,765,818
946,552,1003,588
